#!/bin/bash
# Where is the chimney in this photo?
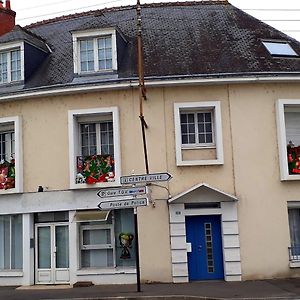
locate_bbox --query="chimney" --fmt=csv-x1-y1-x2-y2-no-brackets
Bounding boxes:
0,0,16,36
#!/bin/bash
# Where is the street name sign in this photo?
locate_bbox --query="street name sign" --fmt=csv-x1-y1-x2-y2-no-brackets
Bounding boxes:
120,172,172,185
98,198,148,210
97,186,146,198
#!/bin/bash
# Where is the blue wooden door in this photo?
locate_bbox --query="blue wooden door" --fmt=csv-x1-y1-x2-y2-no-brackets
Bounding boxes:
186,215,224,280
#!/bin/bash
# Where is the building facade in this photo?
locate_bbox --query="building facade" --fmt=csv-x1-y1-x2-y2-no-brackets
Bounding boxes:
0,0,300,286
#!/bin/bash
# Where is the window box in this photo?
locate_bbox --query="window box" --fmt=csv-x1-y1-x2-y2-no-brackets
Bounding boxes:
68,107,120,189
0,42,24,84
0,116,22,194
72,29,118,75
174,101,224,166
276,99,300,180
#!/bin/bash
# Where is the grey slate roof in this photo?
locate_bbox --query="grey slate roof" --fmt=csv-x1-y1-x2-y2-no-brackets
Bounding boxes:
0,25,49,53
2,0,300,92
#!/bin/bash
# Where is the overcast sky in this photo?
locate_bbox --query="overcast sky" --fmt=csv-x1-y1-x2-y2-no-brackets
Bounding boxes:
10,0,300,41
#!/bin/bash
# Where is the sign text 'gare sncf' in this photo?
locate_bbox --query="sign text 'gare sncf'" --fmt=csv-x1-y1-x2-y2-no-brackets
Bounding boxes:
98,198,148,210
120,172,172,185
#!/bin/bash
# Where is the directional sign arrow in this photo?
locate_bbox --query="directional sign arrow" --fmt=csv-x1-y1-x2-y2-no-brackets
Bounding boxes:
98,198,148,210
97,186,147,198
120,172,172,185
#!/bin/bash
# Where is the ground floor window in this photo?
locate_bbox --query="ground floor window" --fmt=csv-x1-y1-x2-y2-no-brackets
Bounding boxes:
288,208,300,260
79,209,135,269
0,214,22,270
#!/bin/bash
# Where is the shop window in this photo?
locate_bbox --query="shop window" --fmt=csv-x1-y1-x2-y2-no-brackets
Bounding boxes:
68,107,121,189
288,208,300,261
0,116,22,193
277,100,300,180
174,101,224,166
78,209,135,269
0,214,23,270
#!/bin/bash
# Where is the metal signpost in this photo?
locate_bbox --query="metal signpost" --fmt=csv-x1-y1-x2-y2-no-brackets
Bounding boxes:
97,171,172,293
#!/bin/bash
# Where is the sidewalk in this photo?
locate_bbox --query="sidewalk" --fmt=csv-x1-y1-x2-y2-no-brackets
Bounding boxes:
2,278,300,300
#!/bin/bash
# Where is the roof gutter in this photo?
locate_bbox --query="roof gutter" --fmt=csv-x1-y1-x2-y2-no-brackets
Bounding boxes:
1,74,300,102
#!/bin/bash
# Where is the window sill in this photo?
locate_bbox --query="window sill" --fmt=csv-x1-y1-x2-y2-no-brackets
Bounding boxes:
0,188,22,195
0,270,23,277
177,158,224,166
181,145,216,150
76,267,136,276
289,261,300,268
281,174,300,181
70,181,121,190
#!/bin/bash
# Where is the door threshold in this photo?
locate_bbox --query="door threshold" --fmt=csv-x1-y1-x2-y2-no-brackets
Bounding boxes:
16,285,72,290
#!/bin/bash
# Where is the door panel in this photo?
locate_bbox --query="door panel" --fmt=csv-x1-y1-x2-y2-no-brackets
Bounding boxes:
36,223,69,284
186,215,224,280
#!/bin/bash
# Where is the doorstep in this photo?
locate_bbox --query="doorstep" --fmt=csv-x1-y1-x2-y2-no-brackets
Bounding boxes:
16,284,72,290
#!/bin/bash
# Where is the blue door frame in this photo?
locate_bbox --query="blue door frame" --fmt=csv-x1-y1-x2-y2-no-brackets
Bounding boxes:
186,215,224,280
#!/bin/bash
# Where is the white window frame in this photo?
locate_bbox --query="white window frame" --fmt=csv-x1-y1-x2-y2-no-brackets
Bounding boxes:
68,107,121,189
72,29,118,74
276,99,300,181
180,109,215,148
79,118,114,156
80,223,115,268
0,42,24,84
174,101,224,166
0,116,23,194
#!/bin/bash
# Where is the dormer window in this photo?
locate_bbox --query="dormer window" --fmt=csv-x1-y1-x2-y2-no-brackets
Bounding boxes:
73,29,117,74
0,42,24,84
263,41,298,57
0,48,21,83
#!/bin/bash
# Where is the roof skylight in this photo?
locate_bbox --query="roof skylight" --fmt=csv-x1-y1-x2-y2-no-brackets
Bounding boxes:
263,41,298,57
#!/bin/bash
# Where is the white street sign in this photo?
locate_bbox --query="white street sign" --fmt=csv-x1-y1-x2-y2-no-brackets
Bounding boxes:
98,198,148,210
120,172,172,185
97,186,146,198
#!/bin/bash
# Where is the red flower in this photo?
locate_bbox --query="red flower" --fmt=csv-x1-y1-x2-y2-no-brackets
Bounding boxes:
86,176,97,184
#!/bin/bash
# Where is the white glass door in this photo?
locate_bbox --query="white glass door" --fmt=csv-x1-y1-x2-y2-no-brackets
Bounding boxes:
35,223,69,284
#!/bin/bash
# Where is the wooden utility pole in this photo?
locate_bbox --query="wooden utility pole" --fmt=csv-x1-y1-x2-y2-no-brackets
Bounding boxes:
134,0,149,293
137,0,149,174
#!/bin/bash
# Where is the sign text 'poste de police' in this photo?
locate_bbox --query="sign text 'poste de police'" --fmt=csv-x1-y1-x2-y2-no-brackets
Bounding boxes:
98,198,148,210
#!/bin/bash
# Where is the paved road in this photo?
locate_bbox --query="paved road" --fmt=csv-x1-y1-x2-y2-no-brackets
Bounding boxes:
1,279,300,300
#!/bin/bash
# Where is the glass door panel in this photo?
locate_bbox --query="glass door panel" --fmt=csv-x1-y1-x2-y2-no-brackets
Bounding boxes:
38,226,51,269
55,225,69,269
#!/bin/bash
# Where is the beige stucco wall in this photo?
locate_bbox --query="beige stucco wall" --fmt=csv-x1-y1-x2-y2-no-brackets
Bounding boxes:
228,83,300,279
1,81,300,281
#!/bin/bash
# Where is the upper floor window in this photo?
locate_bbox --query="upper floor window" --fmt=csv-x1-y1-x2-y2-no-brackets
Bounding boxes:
0,48,21,83
276,100,300,180
80,121,114,156
180,110,214,147
0,126,15,162
68,107,121,189
0,116,22,194
174,101,223,166
73,29,117,74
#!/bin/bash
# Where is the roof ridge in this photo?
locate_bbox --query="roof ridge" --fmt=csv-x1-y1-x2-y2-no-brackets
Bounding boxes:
24,0,228,29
